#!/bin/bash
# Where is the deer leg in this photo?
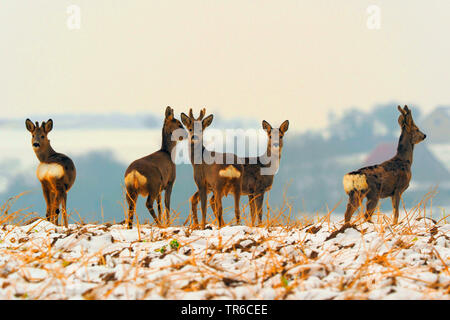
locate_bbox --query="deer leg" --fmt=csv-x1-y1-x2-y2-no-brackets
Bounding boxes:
392,192,401,224
52,191,63,226
190,191,200,226
164,182,174,225
199,188,208,229
61,192,68,228
344,191,360,226
209,194,216,214
126,189,138,229
146,195,160,226
213,189,224,228
365,194,379,223
156,193,163,224
233,183,241,225
255,193,264,225
47,188,58,225
41,182,51,220
248,194,256,226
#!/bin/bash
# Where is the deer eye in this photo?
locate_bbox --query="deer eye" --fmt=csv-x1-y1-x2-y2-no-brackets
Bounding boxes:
41,135,44,138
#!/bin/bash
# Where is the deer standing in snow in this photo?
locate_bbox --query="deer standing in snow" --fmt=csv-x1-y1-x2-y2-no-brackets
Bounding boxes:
242,120,289,226
181,109,243,229
26,119,76,227
209,120,289,226
342,105,426,226
124,106,187,228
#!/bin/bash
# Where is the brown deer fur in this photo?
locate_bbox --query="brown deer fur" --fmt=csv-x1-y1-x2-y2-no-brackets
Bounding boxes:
210,120,289,226
181,109,243,229
25,119,76,227
124,107,186,228
242,120,289,226
342,105,426,225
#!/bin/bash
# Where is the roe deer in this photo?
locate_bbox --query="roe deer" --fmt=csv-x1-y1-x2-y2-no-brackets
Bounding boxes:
181,108,243,229
242,120,289,226
342,105,426,226
210,119,289,226
25,119,76,227
124,106,187,228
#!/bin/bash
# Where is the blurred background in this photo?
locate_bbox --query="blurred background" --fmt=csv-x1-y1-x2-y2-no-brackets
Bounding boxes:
1,1,449,223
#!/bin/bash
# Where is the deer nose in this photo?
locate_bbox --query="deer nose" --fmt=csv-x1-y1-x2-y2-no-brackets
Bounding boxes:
423,134,427,139
33,143,40,148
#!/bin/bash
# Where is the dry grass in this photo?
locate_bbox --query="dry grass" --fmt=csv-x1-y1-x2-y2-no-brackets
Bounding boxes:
0,191,448,300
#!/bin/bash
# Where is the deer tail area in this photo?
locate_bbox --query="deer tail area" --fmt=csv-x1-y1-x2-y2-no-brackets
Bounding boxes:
342,173,368,194
219,165,241,179
125,170,147,190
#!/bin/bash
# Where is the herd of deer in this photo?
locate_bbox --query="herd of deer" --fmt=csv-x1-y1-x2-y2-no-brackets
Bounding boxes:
25,105,426,230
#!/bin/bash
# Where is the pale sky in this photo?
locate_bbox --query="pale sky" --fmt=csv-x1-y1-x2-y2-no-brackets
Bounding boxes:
1,0,450,130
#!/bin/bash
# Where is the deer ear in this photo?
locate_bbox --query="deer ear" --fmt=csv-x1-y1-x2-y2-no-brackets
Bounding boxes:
397,105,406,115
262,120,272,133
44,119,53,133
189,108,194,119
403,105,410,114
202,114,214,129
180,113,191,127
279,120,289,134
398,114,405,127
165,106,174,120
25,119,35,132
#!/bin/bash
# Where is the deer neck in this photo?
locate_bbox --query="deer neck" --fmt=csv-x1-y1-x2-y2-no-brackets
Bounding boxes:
395,129,414,163
261,143,282,172
34,142,57,163
266,144,283,160
189,139,205,165
160,128,177,154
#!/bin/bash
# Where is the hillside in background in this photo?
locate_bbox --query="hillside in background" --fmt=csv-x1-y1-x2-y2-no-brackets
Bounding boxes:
1,103,449,223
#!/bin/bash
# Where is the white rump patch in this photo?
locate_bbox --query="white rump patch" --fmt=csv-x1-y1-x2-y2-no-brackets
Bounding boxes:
37,163,65,181
219,165,241,179
343,174,368,194
125,170,148,190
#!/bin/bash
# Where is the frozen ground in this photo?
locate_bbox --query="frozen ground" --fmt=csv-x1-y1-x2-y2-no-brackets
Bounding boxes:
0,210,449,300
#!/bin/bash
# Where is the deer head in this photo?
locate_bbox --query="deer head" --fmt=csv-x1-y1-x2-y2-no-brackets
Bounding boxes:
262,119,289,157
397,105,426,144
25,119,54,151
163,106,187,142
180,108,214,146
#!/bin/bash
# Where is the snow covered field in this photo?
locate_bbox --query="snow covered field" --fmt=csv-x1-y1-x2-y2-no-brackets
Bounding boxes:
0,212,448,300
